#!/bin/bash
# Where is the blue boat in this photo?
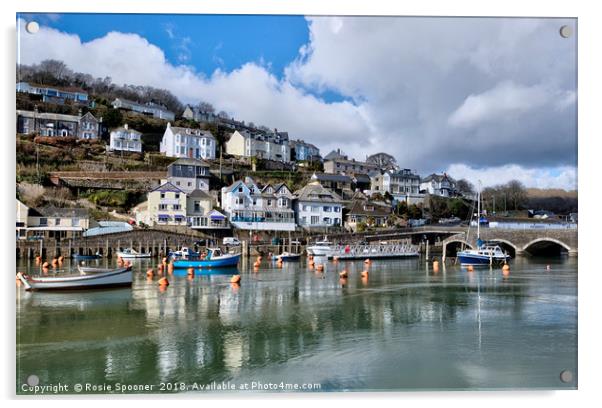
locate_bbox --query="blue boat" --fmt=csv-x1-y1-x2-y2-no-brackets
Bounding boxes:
173,248,240,268
272,252,301,262
457,243,510,265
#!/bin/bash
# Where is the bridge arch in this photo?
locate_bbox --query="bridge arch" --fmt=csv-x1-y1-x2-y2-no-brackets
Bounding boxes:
486,238,518,258
522,237,571,256
442,237,473,259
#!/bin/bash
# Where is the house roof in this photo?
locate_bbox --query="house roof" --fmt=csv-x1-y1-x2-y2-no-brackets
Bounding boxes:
111,126,142,134
28,206,89,218
347,200,392,217
324,149,347,161
313,173,352,183
169,125,215,139
224,178,260,194
188,189,213,200
422,173,455,183
294,181,343,203
17,109,81,122
151,182,184,193
352,173,371,183
168,157,211,167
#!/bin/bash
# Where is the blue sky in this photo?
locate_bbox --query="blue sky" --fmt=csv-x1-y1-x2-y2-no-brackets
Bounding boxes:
19,13,309,80
16,14,577,189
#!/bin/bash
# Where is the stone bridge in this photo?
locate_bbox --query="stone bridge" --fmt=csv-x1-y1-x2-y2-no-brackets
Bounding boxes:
441,227,578,258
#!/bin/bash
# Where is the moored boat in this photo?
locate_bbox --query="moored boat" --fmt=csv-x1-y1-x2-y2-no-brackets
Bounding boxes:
117,248,151,259
457,243,510,266
306,237,333,257
78,265,132,275
172,248,240,268
72,253,102,260
327,243,419,260
17,267,132,291
272,252,301,261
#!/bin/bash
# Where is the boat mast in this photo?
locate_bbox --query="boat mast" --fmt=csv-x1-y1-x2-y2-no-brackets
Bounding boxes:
477,181,481,240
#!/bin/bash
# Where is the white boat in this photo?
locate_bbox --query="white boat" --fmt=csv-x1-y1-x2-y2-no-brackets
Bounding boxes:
328,243,419,260
17,267,133,291
168,246,199,260
456,181,510,266
306,237,334,257
78,265,131,275
117,248,151,259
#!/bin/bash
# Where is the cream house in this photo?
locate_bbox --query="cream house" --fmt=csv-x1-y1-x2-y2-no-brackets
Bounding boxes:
25,206,90,241
186,189,228,230
16,199,29,239
225,130,291,162
147,182,188,226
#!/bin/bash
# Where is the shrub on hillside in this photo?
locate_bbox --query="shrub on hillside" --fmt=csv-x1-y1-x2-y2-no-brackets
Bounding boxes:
33,136,78,147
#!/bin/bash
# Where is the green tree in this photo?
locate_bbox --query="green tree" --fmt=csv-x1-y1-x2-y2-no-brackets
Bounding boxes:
103,108,123,129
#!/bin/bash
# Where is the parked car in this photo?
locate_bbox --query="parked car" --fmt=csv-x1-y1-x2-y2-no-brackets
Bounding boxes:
223,237,241,246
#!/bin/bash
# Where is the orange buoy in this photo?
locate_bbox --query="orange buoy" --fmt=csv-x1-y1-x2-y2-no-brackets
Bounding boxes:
316,264,324,272
42,261,49,268
162,257,167,264
58,255,64,262
253,261,261,268
187,267,195,276
230,275,241,284
502,264,510,272
158,277,169,287
364,258,371,265
339,270,348,278
332,256,339,262
35,255,41,263
361,270,369,278
231,282,240,291
257,256,263,262
146,268,154,277
467,265,474,272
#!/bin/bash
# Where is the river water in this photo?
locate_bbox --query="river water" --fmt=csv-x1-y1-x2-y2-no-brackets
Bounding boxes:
16,255,577,393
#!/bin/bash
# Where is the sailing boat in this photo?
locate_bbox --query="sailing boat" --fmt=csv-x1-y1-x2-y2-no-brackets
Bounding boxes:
457,182,510,266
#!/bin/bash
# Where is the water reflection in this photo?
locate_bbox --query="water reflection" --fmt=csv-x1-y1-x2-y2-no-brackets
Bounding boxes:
16,256,577,392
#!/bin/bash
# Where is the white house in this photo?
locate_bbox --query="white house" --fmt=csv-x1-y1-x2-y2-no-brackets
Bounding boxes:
112,98,175,121
108,124,142,153
294,177,343,229
420,173,457,197
160,123,216,160
221,177,296,231
225,129,291,162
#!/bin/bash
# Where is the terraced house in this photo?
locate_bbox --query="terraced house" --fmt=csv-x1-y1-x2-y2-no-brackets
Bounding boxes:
225,129,291,163
108,124,142,153
221,177,296,231
16,108,101,139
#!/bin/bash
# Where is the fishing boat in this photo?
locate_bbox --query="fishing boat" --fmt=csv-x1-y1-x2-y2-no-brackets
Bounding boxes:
116,248,151,259
306,237,333,257
272,252,301,261
17,267,132,291
72,252,102,260
457,182,510,266
172,248,240,268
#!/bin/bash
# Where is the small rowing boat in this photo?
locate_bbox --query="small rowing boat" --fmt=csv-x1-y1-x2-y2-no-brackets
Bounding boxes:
173,248,240,268
77,265,131,275
17,267,132,291
72,253,102,260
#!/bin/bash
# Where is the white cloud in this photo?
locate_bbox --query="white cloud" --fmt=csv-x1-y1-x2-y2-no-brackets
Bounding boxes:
448,81,551,128
446,163,577,190
16,17,578,188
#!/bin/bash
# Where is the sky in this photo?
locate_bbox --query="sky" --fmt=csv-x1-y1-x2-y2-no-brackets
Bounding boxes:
16,13,577,190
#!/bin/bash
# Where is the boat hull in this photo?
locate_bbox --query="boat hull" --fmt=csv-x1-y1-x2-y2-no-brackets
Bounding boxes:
457,253,509,266
117,253,151,259
329,252,419,260
18,268,132,291
72,255,101,260
173,254,241,268
306,246,331,257
272,254,301,261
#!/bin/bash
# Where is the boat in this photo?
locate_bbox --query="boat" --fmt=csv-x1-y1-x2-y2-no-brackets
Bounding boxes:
172,248,240,268
306,237,333,257
168,246,199,260
78,265,132,275
457,243,510,265
17,267,132,291
327,243,419,260
72,252,102,260
456,182,510,266
116,248,151,259
272,252,301,261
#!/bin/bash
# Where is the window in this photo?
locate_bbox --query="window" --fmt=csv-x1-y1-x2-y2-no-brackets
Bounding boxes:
55,218,61,225
267,199,272,206
160,193,165,199
39,217,48,226
159,204,168,210
238,186,243,193
323,206,331,212
175,193,180,199
176,181,180,186
301,216,307,224
173,204,181,210
310,216,319,225
71,218,79,227
235,197,244,205
334,207,341,212
188,182,192,187
323,217,331,224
